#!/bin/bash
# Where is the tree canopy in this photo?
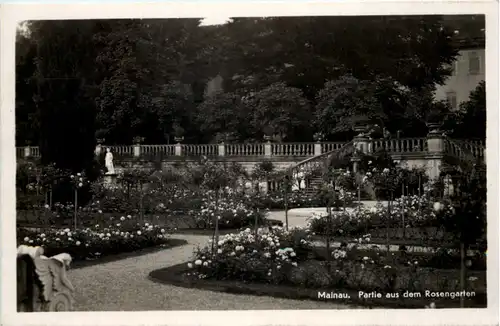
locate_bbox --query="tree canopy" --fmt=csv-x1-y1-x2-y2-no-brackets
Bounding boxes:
15,15,484,156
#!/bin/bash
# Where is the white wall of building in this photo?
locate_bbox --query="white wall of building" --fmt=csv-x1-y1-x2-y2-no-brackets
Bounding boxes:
434,48,485,110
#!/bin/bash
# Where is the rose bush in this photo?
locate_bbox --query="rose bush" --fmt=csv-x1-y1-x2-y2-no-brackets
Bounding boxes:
192,190,268,229
17,214,171,261
307,195,454,239
186,226,312,282
182,227,485,295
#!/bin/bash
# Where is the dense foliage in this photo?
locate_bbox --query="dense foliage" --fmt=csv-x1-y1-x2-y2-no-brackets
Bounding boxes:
16,15,484,153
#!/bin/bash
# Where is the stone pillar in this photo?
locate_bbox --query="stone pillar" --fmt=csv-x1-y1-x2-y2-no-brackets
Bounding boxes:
353,134,370,154
174,136,184,156
314,142,322,156
174,144,181,156
218,142,225,156
24,146,31,158
95,138,105,157
351,155,361,173
264,140,272,157
426,123,444,179
133,137,144,157
95,144,102,157
133,144,141,157
351,133,369,171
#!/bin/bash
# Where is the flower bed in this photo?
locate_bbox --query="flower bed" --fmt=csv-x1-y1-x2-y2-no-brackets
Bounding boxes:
150,227,486,308
150,262,486,308
191,191,268,229
307,195,455,242
16,214,178,263
247,189,357,210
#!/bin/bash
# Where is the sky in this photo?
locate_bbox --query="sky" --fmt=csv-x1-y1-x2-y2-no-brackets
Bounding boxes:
200,16,232,26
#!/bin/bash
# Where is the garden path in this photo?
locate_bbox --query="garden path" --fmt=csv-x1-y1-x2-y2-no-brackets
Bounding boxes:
68,233,355,311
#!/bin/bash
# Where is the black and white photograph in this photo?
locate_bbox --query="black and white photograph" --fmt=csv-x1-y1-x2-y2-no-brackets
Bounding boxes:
1,2,498,326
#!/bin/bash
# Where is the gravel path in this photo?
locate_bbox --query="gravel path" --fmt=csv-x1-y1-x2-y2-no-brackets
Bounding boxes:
68,234,355,311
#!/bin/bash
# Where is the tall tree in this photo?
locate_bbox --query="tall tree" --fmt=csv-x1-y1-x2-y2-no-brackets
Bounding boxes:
244,82,311,141
93,19,206,144
195,91,249,143
448,81,486,140
26,20,99,173
219,16,459,102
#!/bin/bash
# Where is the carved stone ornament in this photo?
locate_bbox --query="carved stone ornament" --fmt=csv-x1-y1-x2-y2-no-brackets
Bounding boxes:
17,245,75,312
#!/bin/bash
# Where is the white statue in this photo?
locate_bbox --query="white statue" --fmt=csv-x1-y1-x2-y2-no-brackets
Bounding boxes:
105,148,115,174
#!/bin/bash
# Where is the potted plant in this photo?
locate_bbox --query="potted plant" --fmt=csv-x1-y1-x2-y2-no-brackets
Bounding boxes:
133,136,145,144
352,116,372,135
95,129,107,144
313,132,325,142
263,126,274,142
173,124,185,143
425,101,449,134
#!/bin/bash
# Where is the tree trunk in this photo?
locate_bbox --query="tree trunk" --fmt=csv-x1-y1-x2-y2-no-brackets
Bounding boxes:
139,182,144,222
326,204,332,272
460,241,466,308
401,183,405,239
73,188,78,230
213,189,220,256
386,191,392,255
284,185,289,231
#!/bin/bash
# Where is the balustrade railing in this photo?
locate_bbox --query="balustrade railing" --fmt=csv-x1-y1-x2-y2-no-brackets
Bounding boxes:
15,137,486,163
184,144,218,156
106,145,134,157
321,142,347,153
140,145,176,157
370,138,428,153
225,143,264,156
450,139,485,159
444,138,484,161
272,143,314,156
268,140,355,191
16,146,41,158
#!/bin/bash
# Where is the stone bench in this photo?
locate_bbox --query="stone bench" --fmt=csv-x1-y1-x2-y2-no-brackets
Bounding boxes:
17,245,75,312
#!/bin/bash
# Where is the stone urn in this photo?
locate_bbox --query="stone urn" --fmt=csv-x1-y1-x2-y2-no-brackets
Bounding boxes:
313,132,324,142
96,138,105,145
174,136,184,143
263,135,272,142
353,125,369,137
426,122,443,136
133,136,145,144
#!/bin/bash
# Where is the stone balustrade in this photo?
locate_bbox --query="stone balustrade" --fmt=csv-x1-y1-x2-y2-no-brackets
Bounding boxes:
16,137,485,162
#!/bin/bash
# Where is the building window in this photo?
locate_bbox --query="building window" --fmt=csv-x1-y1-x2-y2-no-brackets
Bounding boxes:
446,91,457,110
468,51,480,75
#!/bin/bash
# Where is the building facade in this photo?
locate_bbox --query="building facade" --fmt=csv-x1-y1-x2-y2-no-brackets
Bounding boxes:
434,38,485,110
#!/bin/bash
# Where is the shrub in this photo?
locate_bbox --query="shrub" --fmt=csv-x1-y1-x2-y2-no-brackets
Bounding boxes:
186,226,312,282
192,191,268,229
17,214,171,261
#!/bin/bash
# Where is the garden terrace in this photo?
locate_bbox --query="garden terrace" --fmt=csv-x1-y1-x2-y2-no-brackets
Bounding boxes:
17,136,485,190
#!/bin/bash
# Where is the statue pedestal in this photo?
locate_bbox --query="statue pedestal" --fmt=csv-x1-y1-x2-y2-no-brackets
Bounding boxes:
103,173,118,189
